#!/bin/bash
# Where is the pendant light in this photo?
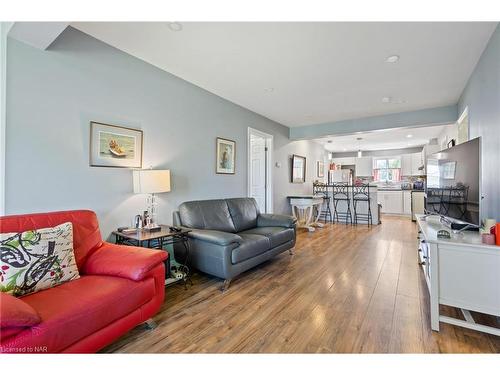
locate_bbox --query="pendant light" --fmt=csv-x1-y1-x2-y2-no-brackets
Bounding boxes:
356,137,363,157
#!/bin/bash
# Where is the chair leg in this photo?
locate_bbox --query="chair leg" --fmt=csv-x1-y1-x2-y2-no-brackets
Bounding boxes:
346,201,351,225
144,319,158,330
353,200,357,225
220,279,231,293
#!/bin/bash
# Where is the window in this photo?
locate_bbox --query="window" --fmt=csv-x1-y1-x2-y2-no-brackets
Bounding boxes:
373,157,402,182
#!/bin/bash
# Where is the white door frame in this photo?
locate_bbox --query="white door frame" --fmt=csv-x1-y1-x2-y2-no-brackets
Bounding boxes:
0,23,12,215
247,127,273,213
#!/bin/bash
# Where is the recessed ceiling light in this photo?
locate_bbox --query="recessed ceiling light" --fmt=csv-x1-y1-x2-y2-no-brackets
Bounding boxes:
264,87,275,93
385,55,400,63
406,134,413,138
382,96,406,104
167,22,183,32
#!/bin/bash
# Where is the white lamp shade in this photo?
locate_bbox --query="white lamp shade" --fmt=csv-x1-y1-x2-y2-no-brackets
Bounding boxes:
133,170,171,194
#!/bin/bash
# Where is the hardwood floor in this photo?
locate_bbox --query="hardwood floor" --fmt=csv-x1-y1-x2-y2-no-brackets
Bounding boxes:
103,216,500,353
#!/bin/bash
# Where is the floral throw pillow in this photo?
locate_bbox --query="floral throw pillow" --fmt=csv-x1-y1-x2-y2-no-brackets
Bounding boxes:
0,222,80,296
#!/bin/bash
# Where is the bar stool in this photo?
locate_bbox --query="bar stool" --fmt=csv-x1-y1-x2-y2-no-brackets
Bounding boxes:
352,184,372,226
332,183,352,225
313,182,333,223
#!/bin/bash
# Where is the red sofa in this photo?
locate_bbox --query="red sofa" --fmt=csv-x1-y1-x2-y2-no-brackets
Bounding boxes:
0,210,168,353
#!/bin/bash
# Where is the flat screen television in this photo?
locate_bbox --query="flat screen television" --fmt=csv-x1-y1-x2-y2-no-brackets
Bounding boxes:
425,137,481,228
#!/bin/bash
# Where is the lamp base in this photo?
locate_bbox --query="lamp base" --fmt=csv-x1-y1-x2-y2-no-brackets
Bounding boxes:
144,224,162,232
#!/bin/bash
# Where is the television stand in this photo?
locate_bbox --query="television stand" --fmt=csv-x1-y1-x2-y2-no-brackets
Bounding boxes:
416,214,500,336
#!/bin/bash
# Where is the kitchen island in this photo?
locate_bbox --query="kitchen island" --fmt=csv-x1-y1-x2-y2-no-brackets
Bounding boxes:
314,184,379,225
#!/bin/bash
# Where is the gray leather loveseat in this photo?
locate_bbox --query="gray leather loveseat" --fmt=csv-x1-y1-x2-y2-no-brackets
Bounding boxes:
173,198,297,291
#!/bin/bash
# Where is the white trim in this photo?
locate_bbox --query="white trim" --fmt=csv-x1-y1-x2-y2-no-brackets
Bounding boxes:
247,127,273,213
0,23,11,215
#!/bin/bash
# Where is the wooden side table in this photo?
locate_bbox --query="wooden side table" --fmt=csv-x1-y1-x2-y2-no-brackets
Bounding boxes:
113,225,192,288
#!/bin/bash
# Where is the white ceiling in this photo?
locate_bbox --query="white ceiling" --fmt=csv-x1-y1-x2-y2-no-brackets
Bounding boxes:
72,22,497,128
316,124,453,152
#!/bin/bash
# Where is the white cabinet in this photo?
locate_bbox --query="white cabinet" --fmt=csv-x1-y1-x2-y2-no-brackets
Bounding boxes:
355,157,373,177
332,157,356,166
421,144,440,175
411,152,423,176
401,153,424,176
403,191,412,215
378,191,403,214
401,154,412,176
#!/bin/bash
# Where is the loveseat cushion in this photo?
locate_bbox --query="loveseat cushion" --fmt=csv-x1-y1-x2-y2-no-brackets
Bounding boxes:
9,274,155,353
231,233,270,264
239,227,295,248
0,293,41,328
179,200,236,233
226,198,260,232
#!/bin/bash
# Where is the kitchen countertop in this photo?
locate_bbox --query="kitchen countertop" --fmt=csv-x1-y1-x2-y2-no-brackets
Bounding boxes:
376,187,424,192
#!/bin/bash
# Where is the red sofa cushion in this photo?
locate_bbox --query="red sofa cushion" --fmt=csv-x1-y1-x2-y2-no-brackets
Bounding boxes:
83,242,168,281
0,293,41,328
3,274,155,353
0,210,103,270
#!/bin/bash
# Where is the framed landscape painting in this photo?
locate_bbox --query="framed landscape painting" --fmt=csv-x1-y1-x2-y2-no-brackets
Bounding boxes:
89,122,143,168
216,137,236,174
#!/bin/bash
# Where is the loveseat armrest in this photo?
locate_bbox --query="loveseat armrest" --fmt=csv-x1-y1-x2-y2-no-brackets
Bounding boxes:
257,213,297,228
187,229,242,246
83,242,168,281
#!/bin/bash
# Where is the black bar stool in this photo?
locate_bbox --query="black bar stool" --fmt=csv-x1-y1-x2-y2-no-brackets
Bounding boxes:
352,184,373,226
313,182,333,223
332,183,352,225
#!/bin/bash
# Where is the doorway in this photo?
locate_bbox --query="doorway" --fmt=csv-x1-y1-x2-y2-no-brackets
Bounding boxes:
248,127,273,213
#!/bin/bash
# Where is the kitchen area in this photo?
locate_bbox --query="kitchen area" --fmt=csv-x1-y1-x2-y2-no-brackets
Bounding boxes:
318,124,457,223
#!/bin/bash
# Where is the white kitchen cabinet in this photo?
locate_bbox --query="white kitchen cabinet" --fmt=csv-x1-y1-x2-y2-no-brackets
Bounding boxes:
421,144,440,175
403,191,412,215
378,191,404,214
401,154,412,176
355,157,373,177
331,157,356,167
411,152,423,176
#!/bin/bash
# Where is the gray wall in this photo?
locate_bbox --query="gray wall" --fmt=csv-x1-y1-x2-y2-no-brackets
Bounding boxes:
458,24,500,221
5,27,325,237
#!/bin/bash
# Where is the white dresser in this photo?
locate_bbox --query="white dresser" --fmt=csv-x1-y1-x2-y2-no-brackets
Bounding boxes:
416,215,500,336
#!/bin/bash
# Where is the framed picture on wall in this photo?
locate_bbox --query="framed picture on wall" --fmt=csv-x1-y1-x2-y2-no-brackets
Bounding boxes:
291,154,306,183
89,121,143,168
317,161,324,178
216,137,236,174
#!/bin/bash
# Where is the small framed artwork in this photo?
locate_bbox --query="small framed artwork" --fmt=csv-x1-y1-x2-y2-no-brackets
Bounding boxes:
317,160,324,178
89,121,143,168
291,154,306,183
216,137,236,174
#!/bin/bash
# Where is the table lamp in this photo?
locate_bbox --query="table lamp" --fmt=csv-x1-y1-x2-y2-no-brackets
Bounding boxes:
133,169,171,231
